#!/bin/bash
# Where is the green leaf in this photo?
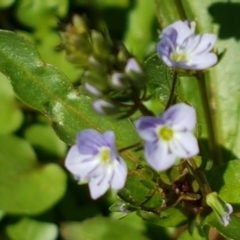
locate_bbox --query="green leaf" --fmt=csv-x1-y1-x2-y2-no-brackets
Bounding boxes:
60,217,148,240
0,0,15,8
139,206,188,227
0,30,140,166
0,135,67,214
5,217,58,240
204,212,240,240
24,124,67,159
209,160,240,203
0,73,23,134
118,167,163,209
123,0,155,59
15,0,68,28
144,53,173,107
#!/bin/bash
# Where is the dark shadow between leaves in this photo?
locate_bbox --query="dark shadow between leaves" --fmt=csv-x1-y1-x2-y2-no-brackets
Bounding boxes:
208,1,240,40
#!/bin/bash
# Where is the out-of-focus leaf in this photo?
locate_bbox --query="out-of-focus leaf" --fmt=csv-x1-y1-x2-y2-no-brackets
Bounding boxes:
0,73,23,134
204,212,240,240
15,0,68,28
209,160,240,203
24,124,66,159
60,217,148,240
0,30,141,166
139,206,188,227
76,0,130,8
0,0,15,8
0,135,67,214
123,0,155,59
5,217,58,240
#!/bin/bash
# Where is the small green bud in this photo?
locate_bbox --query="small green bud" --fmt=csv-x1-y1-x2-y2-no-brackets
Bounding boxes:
206,192,233,226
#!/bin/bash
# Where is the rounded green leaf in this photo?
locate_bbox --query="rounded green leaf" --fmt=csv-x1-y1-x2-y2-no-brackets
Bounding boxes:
5,217,58,240
0,73,23,134
0,135,67,215
60,217,148,240
24,124,67,159
209,160,240,203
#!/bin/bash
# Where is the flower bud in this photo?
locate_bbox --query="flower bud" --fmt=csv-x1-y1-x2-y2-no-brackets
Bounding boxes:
91,30,111,60
110,72,129,90
93,99,116,115
206,192,233,226
84,82,102,96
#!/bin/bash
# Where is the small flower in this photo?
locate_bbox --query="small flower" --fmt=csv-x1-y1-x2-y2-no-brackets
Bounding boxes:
206,192,233,226
84,82,102,96
65,129,127,199
135,103,199,171
157,20,217,70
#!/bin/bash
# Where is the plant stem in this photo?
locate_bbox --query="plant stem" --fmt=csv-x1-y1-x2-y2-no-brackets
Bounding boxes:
187,158,211,203
119,142,142,153
153,0,163,27
196,72,222,167
165,71,178,110
174,0,187,20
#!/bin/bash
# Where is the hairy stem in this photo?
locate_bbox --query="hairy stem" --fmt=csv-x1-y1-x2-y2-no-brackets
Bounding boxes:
196,72,222,167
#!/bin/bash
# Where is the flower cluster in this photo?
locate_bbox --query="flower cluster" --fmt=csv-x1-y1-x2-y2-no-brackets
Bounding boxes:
65,103,199,199
64,19,233,230
157,20,217,70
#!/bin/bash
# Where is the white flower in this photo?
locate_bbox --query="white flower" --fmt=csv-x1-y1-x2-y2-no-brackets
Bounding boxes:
65,129,127,199
157,20,217,70
135,103,199,171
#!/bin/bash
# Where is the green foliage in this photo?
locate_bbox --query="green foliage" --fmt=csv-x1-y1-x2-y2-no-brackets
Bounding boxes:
0,135,67,214
5,217,58,240
60,216,148,240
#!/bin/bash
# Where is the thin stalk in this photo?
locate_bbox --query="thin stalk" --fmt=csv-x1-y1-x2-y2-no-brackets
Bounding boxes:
174,0,187,20
196,72,222,167
187,158,212,197
165,71,178,110
119,142,142,153
153,0,163,27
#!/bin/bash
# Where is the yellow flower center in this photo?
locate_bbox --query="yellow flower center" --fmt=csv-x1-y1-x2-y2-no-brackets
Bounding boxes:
100,147,110,163
170,52,188,62
158,126,173,141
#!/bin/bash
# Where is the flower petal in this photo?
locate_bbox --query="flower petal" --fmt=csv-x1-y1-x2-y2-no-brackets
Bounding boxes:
162,103,196,131
89,169,113,199
188,52,218,70
190,34,216,55
162,21,193,46
77,129,105,154
144,141,176,171
135,117,162,141
111,157,127,189
170,132,199,158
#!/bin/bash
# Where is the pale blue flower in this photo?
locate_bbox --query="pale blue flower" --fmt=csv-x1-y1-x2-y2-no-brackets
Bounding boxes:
157,20,217,70
135,103,199,171
65,129,127,199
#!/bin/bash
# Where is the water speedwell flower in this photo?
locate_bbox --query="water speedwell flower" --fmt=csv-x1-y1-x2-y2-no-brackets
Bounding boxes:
157,20,217,70
135,103,199,171
65,129,127,199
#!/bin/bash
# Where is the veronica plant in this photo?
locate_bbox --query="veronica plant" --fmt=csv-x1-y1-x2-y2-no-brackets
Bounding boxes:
0,1,240,239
